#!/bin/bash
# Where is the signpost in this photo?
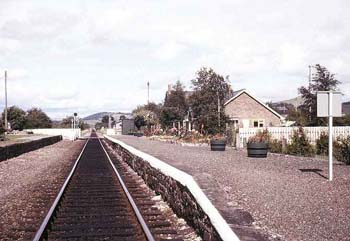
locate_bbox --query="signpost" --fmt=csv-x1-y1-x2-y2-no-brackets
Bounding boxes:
317,91,342,181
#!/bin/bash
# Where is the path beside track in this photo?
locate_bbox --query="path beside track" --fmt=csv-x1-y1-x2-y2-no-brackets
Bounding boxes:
0,140,85,241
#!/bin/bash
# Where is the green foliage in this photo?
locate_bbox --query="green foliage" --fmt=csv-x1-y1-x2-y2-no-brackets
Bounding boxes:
189,67,232,135
0,120,5,135
269,139,283,153
2,106,26,130
160,81,188,128
286,127,315,156
95,122,103,130
133,102,162,127
298,64,340,126
79,121,90,130
134,115,146,130
248,129,270,143
24,108,52,129
333,114,350,126
333,136,350,164
102,115,109,125
58,116,90,130
286,106,308,126
59,116,73,128
316,132,328,156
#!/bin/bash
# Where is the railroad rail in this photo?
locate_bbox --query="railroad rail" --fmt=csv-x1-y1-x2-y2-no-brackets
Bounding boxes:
33,131,155,241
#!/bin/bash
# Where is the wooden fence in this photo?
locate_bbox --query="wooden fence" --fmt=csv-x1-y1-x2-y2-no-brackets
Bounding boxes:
237,126,350,148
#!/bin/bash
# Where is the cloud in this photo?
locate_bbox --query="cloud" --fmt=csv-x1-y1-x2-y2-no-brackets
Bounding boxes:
0,0,350,118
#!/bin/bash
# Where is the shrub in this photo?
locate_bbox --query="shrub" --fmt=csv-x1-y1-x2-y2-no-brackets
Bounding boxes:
316,132,328,156
269,139,283,153
286,127,315,156
333,136,350,164
248,129,270,143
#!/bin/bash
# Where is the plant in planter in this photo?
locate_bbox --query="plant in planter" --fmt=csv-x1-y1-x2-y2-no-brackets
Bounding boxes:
210,133,227,151
247,130,270,158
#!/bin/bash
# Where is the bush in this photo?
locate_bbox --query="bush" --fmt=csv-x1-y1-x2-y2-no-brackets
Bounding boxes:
269,139,283,153
286,127,315,156
316,132,328,156
333,136,350,164
248,129,270,143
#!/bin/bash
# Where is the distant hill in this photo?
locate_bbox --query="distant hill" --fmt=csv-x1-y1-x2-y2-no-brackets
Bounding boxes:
274,96,304,107
83,112,133,127
272,96,350,115
83,112,113,121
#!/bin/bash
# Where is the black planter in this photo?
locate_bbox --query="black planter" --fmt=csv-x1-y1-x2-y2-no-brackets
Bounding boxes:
247,142,268,158
210,139,226,151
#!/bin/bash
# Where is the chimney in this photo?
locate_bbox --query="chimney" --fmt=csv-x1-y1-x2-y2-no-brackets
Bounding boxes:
168,84,172,94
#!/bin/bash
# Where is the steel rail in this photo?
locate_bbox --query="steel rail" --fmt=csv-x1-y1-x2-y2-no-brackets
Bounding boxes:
32,138,90,241
99,138,156,241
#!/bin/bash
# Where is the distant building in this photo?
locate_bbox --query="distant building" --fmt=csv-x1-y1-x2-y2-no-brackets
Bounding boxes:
121,119,135,135
224,89,284,128
342,102,350,115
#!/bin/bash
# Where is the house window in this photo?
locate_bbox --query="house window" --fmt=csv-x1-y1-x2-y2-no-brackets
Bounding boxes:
253,120,264,127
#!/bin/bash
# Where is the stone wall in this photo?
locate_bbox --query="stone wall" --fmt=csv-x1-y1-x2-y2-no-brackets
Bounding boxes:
105,139,222,241
0,135,62,162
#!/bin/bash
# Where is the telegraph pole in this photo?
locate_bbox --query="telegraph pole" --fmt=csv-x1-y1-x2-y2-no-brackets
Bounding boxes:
147,81,150,104
308,65,312,91
4,71,8,131
217,90,220,128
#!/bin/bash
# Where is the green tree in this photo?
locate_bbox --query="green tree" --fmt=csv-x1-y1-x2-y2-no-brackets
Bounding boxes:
134,115,146,130
95,122,103,130
79,120,90,130
59,116,73,128
25,108,52,128
161,81,188,127
133,102,162,127
189,67,232,134
0,120,5,135
286,106,307,126
101,115,109,128
298,64,340,126
2,106,26,130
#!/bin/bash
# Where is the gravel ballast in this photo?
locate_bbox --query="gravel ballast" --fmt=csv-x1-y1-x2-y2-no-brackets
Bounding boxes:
0,140,85,241
113,135,350,241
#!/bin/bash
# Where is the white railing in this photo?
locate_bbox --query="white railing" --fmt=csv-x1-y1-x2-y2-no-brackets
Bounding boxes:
24,128,81,141
238,126,350,148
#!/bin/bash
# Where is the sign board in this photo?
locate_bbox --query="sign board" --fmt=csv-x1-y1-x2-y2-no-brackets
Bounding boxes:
316,91,342,181
317,91,342,117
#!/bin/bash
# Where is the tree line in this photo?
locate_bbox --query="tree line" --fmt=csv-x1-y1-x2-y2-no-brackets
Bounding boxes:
134,64,349,135
272,64,350,126
1,106,52,131
0,106,91,133
133,67,232,135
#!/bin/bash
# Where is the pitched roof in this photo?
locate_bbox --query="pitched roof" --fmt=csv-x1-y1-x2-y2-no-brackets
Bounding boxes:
224,89,284,120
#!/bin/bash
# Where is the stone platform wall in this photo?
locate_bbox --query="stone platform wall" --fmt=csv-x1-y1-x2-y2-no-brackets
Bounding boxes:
0,135,62,161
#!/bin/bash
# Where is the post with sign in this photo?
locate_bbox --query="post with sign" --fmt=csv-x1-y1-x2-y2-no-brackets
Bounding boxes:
317,91,342,181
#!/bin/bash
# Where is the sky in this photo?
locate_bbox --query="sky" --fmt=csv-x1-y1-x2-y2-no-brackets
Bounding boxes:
0,0,349,119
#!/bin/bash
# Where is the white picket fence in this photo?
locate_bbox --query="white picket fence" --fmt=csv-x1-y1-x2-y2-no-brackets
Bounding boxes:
238,126,350,148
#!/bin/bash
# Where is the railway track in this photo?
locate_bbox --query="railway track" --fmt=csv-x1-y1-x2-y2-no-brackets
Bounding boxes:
33,132,155,241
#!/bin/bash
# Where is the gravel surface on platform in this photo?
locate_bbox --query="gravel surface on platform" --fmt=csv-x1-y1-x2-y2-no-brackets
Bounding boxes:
115,135,350,241
0,140,85,241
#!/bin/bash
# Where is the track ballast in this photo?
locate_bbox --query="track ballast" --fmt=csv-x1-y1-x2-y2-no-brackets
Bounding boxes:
33,132,154,241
